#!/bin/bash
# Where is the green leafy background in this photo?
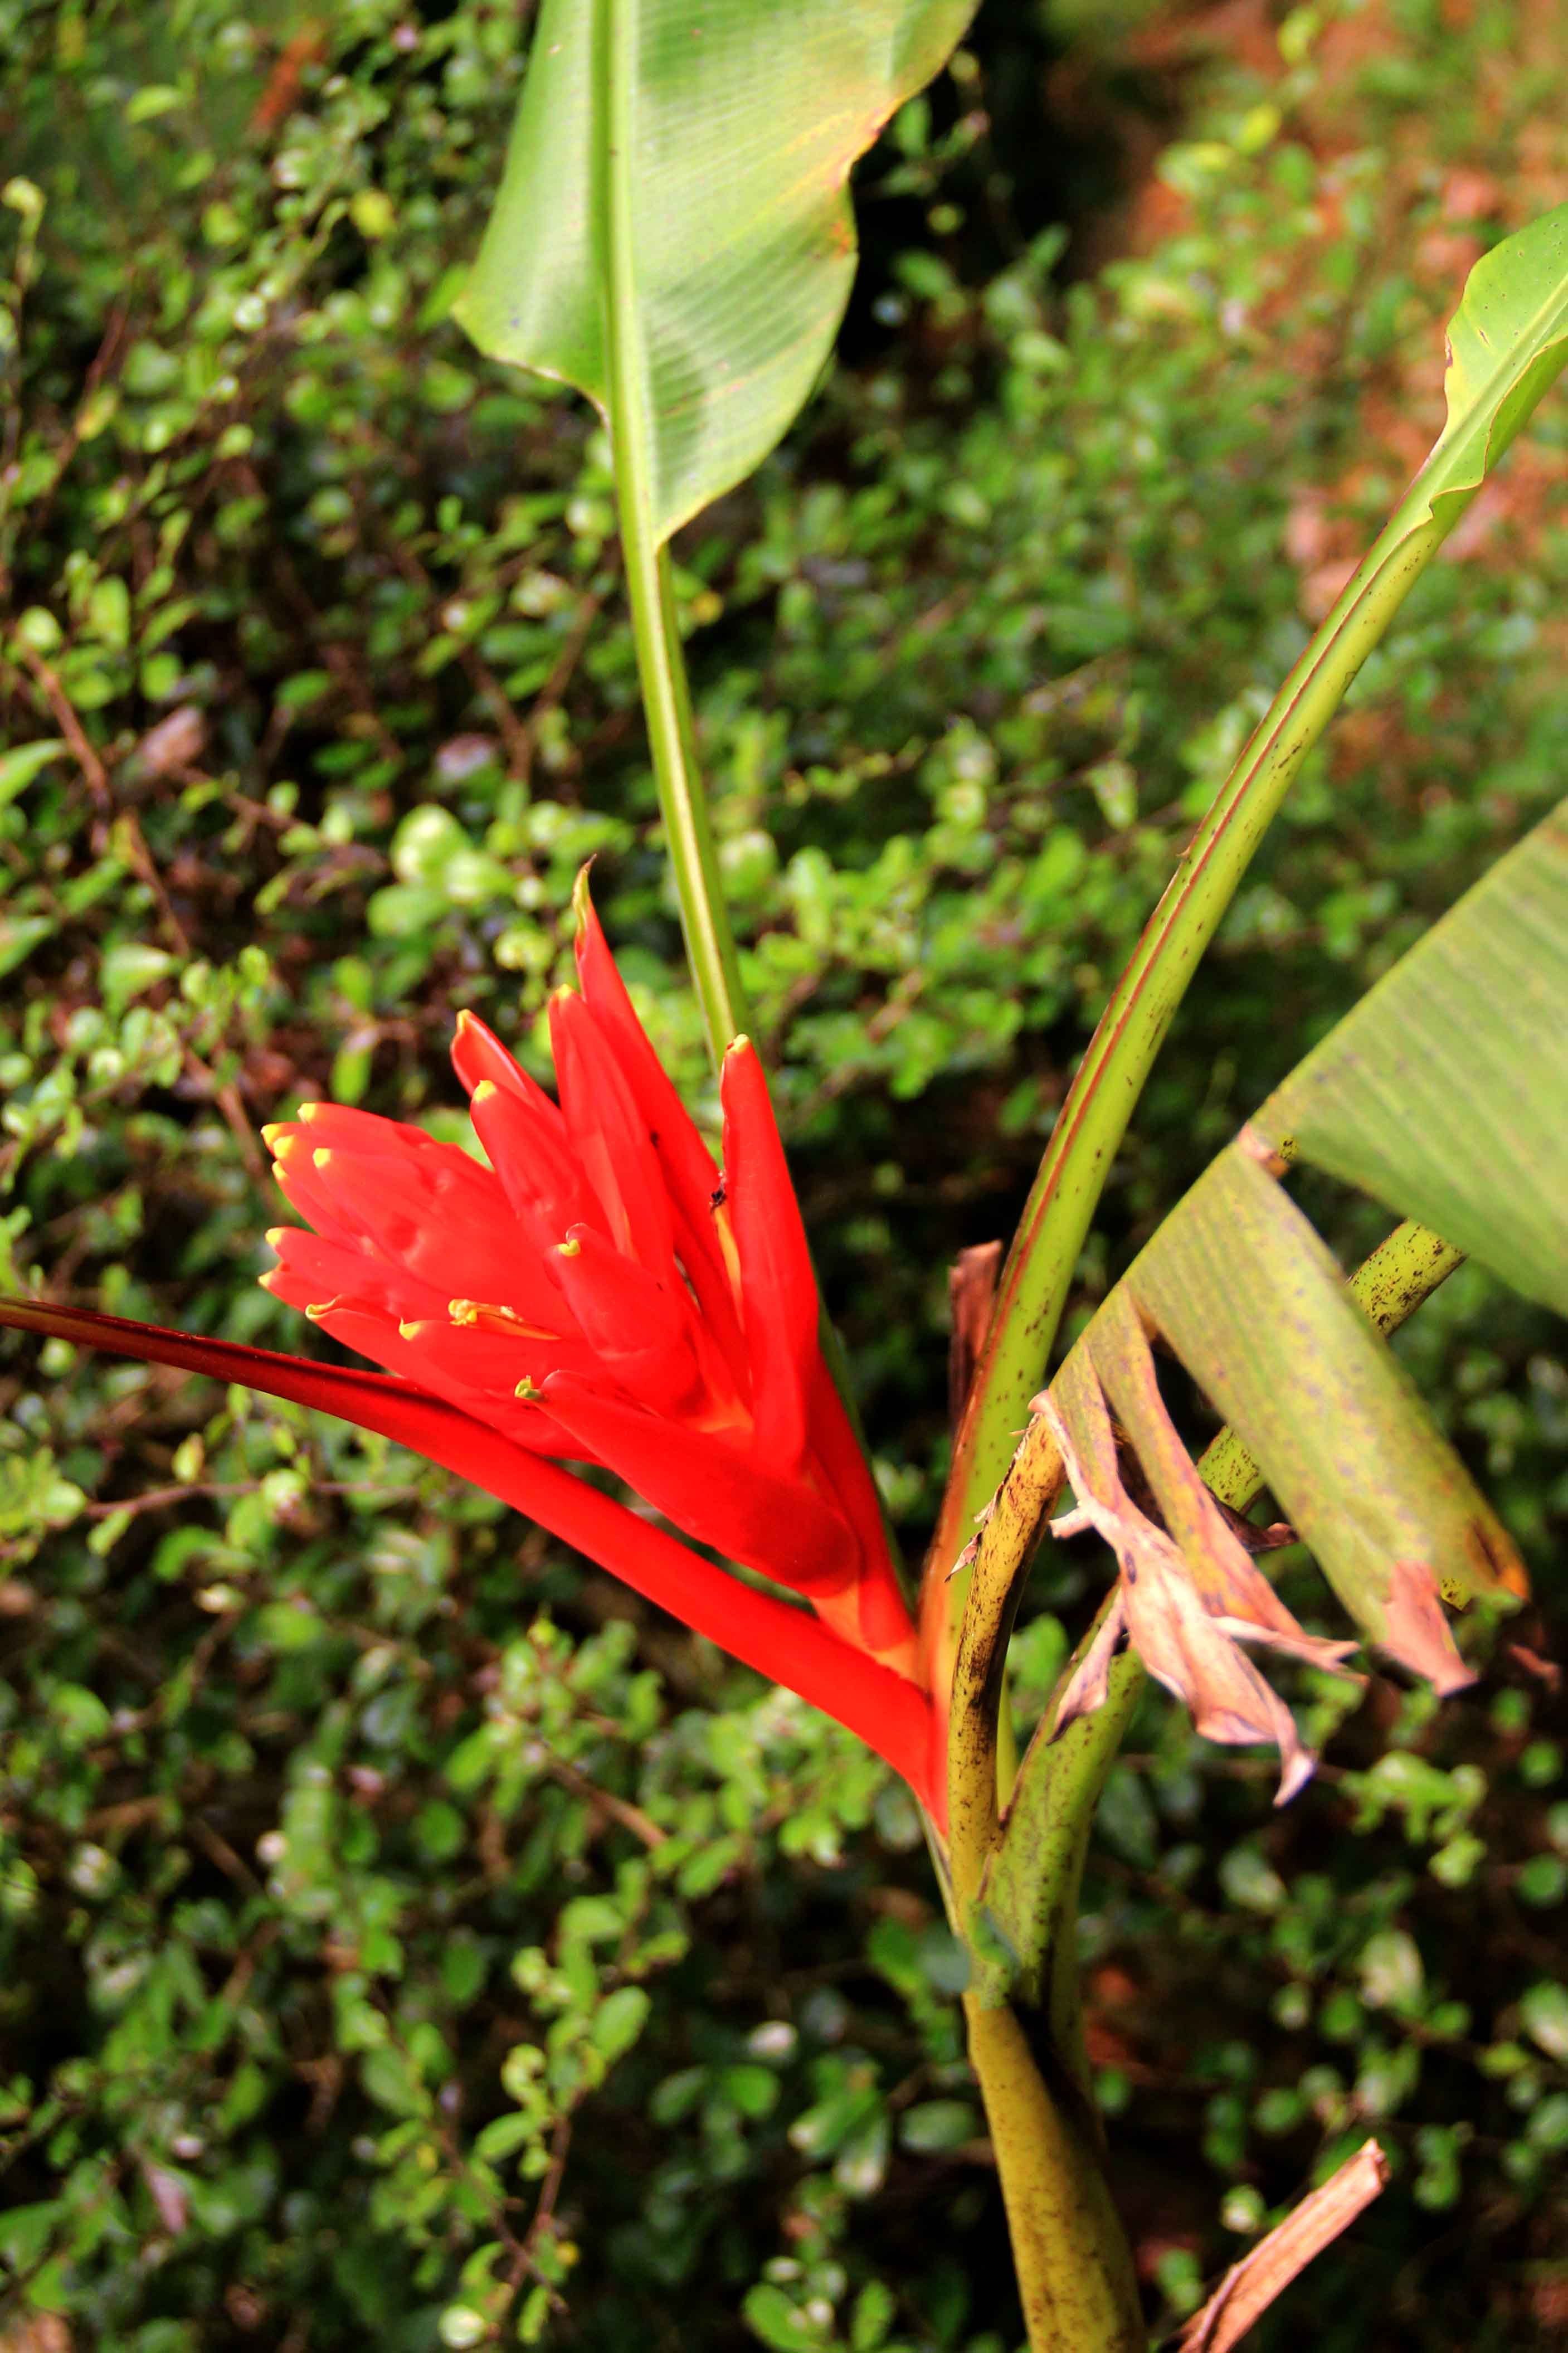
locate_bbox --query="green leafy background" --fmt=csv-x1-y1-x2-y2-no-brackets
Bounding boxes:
1,2,1565,2349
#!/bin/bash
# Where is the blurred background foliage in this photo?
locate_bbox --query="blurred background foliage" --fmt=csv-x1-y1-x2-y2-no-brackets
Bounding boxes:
0,0,1566,2346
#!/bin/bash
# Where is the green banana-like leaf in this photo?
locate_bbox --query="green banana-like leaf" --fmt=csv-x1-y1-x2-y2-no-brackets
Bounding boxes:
1413,203,1568,526
1259,796,1568,1316
1028,804,1568,1787
456,0,978,544
1125,1154,1525,1648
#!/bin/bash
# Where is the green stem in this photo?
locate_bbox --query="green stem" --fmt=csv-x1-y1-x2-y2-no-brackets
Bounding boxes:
594,0,748,1072
947,1419,1066,1917
958,1222,1464,2341
591,0,900,1583
988,1647,1143,2080
932,484,1469,1612
946,1414,1142,2353
963,1996,1144,2353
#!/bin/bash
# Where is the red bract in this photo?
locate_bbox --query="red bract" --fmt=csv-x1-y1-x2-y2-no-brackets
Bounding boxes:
0,887,937,1812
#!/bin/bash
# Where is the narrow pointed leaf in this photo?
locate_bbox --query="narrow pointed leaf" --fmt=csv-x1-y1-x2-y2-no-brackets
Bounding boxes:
1042,1358,1316,1802
1089,1290,1359,1674
1089,1150,1524,1688
1259,797,1568,1315
455,0,979,543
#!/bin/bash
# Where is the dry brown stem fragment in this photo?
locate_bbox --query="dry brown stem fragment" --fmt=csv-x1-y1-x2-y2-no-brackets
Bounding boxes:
1179,2138,1390,2352
1039,1358,1326,1803
948,1241,1004,1430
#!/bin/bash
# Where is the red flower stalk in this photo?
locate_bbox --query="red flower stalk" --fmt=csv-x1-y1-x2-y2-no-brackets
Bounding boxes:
0,886,937,1811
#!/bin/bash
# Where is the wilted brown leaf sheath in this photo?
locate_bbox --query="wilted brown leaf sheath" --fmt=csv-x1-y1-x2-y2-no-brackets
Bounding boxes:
948,1241,1004,1431
1045,1588,1129,1732
1088,1291,1358,1676
1039,1355,1317,1805
1179,2138,1390,2352
1134,1150,1528,1669
1382,1555,1477,1696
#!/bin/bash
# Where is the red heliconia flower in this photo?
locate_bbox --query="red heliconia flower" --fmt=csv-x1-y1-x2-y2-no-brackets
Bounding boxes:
0,884,937,1813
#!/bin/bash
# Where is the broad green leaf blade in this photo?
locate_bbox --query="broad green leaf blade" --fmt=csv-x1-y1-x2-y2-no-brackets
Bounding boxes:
1260,798,1568,1315
1195,1218,1465,1518
1122,1151,1525,1650
455,0,977,543
1031,1125,1531,1786
1025,1137,1523,1786
1415,204,1568,526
